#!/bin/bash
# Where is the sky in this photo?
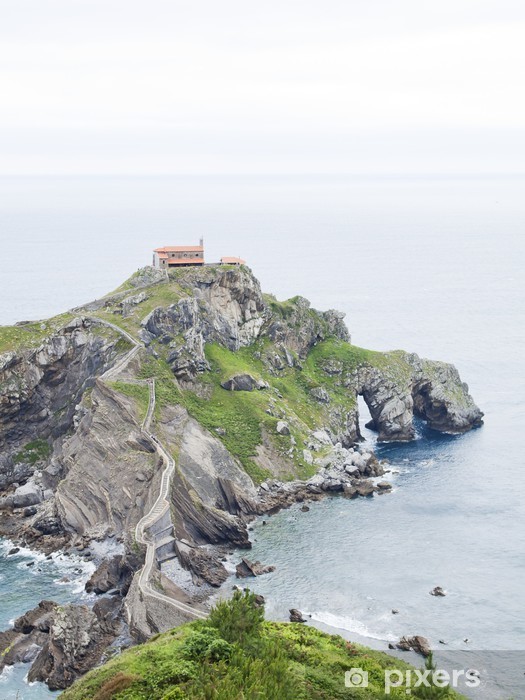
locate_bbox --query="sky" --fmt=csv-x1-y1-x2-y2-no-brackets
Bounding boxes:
0,0,524,175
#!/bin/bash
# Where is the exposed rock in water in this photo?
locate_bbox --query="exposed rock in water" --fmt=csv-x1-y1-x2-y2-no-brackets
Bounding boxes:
396,635,431,657
0,264,483,689
235,558,276,578
357,355,483,442
430,586,446,597
289,608,307,623
13,600,57,636
175,540,229,587
0,599,122,689
355,481,376,497
85,553,139,595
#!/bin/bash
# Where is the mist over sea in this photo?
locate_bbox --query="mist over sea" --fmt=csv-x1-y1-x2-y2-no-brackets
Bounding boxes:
1,174,524,698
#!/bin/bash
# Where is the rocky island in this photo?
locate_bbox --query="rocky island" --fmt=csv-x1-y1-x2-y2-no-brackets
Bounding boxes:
0,264,482,690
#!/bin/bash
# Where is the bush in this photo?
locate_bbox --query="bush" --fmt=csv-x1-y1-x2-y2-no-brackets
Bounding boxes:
182,627,233,661
93,672,140,700
207,590,264,648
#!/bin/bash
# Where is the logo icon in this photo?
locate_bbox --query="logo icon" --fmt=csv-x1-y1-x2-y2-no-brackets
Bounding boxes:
345,668,369,688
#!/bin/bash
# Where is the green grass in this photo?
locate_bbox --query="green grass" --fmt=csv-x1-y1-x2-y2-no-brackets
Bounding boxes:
180,339,408,484
88,280,186,338
109,382,151,423
138,358,182,416
182,342,308,483
13,439,51,465
0,313,75,354
263,293,304,320
0,264,429,488
60,592,467,700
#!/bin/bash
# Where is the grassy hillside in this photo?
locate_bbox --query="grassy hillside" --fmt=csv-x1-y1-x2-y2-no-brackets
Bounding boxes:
0,266,422,484
61,592,466,700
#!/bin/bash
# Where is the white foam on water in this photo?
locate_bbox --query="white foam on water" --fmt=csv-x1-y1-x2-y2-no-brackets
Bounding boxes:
308,610,398,642
0,664,15,683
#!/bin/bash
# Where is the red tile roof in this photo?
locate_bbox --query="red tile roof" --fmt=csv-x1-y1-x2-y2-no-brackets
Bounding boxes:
155,245,204,253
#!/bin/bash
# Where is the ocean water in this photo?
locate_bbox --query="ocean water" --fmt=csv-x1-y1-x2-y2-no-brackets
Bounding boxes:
0,174,524,698
0,540,95,699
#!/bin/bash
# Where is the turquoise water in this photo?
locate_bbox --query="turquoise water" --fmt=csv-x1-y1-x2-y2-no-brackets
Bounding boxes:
0,174,524,697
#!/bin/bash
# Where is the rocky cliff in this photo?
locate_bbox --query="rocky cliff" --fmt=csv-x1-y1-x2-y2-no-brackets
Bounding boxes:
0,264,483,689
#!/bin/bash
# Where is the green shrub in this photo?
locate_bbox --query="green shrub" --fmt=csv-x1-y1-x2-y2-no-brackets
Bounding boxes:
182,627,232,661
92,671,140,700
13,439,51,465
207,590,264,648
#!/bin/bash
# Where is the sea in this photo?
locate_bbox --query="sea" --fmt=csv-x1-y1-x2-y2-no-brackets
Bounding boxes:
0,174,524,699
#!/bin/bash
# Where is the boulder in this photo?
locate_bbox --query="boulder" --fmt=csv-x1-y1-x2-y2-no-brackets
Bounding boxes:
355,481,375,497
430,586,446,597
310,387,330,404
235,558,275,578
13,601,57,634
175,540,229,587
221,374,260,392
311,430,332,445
289,608,306,623
85,556,122,594
276,421,290,436
302,449,313,465
396,635,431,657
342,484,358,498
13,482,42,508
27,604,112,690
85,553,139,596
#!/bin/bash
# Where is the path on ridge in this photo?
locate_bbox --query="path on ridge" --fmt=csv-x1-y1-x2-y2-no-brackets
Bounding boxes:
88,316,206,620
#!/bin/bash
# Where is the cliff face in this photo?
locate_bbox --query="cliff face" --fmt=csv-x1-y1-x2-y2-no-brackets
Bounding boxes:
0,264,484,688
0,318,121,490
0,265,483,541
356,354,483,442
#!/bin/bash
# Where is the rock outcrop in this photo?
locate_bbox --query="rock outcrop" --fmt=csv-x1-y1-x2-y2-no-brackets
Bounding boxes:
289,608,307,623
396,635,431,657
142,267,267,380
0,599,122,689
0,318,120,489
221,374,267,392
356,354,483,441
27,602,120,690
53,379,161,539
235,558,276,578
0,264,483,691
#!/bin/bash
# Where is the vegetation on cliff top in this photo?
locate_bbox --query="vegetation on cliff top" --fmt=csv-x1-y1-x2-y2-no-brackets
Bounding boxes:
61,592,465,700
1,266,474,484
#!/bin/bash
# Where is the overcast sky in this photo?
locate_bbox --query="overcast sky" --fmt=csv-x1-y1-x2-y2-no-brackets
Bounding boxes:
1,0,524,174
